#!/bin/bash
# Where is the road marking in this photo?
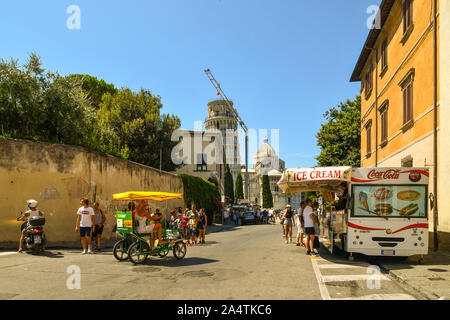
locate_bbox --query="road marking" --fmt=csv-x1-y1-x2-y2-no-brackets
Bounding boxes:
0,252,17,257
318,263,369,269
321,274,390,282
310,256,414,300
311,257,332,300
334,293,415,300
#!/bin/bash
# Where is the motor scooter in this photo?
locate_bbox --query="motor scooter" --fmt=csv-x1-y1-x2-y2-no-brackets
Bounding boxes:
17,212,47,254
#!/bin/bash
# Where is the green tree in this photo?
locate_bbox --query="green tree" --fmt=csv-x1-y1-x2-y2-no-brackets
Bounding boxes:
262,175,273,208
316,96,361,167
224,165,234,204
98,88,181,171
235,173,244,201
0,54,99,149
66,74,117,109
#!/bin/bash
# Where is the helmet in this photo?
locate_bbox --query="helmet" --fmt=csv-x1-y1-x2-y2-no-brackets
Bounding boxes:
27,200,38,208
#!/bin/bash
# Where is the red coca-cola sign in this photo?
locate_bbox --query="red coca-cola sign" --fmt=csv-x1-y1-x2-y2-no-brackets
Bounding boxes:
367,169,400,180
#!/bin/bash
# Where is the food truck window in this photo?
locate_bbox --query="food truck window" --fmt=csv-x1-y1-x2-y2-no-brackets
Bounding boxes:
352,185,427,218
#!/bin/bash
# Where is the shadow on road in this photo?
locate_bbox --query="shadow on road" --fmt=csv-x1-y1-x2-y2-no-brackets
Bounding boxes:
22,250,65,259
139,256,219,268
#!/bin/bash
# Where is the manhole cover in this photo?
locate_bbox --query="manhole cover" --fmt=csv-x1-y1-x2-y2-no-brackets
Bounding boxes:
132,267,161,273
183,271,214,278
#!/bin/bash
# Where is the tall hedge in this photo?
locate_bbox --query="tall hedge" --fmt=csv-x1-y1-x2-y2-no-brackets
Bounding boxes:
235,173,244,201
224,166,235,204
178,174,220,225
262,175,273,208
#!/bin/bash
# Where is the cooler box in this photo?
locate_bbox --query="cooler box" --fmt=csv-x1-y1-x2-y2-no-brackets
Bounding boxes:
115,211,134,234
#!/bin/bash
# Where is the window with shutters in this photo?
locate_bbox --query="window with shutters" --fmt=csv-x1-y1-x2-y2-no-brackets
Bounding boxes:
379,102,389,145
196,153,208,171
365,120,373,156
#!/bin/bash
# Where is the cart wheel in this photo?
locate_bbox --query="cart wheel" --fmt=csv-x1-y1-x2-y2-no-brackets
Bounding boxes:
173,241,187,260
128,242,149,264
113,239,129,261
159,248,169,258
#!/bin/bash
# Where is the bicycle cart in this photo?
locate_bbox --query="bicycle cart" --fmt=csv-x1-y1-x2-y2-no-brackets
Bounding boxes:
112,191,187,264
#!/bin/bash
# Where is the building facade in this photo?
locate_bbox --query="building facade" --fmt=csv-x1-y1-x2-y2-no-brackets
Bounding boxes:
350,0,449,249
243,137,303,209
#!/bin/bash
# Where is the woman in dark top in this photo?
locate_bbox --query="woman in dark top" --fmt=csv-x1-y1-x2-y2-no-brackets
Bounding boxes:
197,208,207,244
282,204,295,244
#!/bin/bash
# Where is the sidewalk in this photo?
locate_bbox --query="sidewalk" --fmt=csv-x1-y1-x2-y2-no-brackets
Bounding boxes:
376,250,450,300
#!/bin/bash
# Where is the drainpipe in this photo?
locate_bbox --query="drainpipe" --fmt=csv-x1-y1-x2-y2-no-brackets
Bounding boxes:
433,0,438,251
365,46,379,167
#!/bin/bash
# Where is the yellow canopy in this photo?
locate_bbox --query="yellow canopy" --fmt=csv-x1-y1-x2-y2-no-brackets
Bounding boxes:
113,191,183,201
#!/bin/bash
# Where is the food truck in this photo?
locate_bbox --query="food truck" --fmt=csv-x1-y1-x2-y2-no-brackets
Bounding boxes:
277,167,429,261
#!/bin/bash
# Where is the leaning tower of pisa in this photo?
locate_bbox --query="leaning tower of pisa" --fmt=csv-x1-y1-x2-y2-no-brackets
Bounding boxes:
204,99,241,184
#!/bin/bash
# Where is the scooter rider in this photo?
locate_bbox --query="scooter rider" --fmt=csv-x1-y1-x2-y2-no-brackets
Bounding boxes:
18,200,44,253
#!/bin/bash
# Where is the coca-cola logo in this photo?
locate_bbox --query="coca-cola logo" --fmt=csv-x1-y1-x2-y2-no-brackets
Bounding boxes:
367,169,400,180
409,171,422,182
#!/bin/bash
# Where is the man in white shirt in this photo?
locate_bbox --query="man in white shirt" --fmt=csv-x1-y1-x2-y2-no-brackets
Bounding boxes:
302,199,317,257
75,198,95,254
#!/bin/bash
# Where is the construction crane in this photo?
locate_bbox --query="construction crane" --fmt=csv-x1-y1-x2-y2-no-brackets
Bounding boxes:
204,68,250,201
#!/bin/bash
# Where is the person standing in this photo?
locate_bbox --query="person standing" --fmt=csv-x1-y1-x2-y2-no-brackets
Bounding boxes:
197,208,207,244
296,201,306,247
75,198,95,255
312,201,321,254
182,209,189,239
302,199,317,257
187,205,199,245
92,202,106,252
282,205,295,244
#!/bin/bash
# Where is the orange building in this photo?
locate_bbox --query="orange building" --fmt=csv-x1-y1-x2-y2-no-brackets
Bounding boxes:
350,0,449,250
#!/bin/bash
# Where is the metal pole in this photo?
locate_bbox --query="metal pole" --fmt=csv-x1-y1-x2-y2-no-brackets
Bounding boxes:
433,0,438,251
245,134,249,200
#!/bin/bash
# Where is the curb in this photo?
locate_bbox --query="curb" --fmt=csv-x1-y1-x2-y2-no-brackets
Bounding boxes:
377,264,439,300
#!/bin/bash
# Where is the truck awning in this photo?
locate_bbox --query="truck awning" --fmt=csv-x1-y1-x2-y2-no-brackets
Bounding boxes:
277,167,352,195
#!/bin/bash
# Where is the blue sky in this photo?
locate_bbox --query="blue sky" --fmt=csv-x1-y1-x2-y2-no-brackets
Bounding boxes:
0,0,380,168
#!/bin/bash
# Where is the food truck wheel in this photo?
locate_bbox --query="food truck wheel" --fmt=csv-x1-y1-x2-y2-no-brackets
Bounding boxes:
113,239,129,261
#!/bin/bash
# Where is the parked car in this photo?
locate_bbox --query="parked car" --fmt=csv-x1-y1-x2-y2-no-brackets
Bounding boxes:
242,212,256,225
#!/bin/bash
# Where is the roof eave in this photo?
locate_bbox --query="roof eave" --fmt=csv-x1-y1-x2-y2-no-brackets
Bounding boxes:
349,0,396,82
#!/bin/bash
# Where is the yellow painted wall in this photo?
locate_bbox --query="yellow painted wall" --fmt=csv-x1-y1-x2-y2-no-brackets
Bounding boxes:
0,138,184,243
360,0,440,168
355,0,450,248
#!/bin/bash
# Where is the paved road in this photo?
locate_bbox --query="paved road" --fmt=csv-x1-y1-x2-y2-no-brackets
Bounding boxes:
0,224,417,300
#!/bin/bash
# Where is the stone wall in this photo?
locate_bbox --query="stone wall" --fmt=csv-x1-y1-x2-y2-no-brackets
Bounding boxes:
0,137,184,243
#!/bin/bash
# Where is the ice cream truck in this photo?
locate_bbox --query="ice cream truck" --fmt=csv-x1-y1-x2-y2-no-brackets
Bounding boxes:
277,167,429,262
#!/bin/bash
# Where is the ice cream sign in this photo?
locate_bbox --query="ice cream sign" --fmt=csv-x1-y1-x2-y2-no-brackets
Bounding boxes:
287,167,352,182
278,167,352,194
